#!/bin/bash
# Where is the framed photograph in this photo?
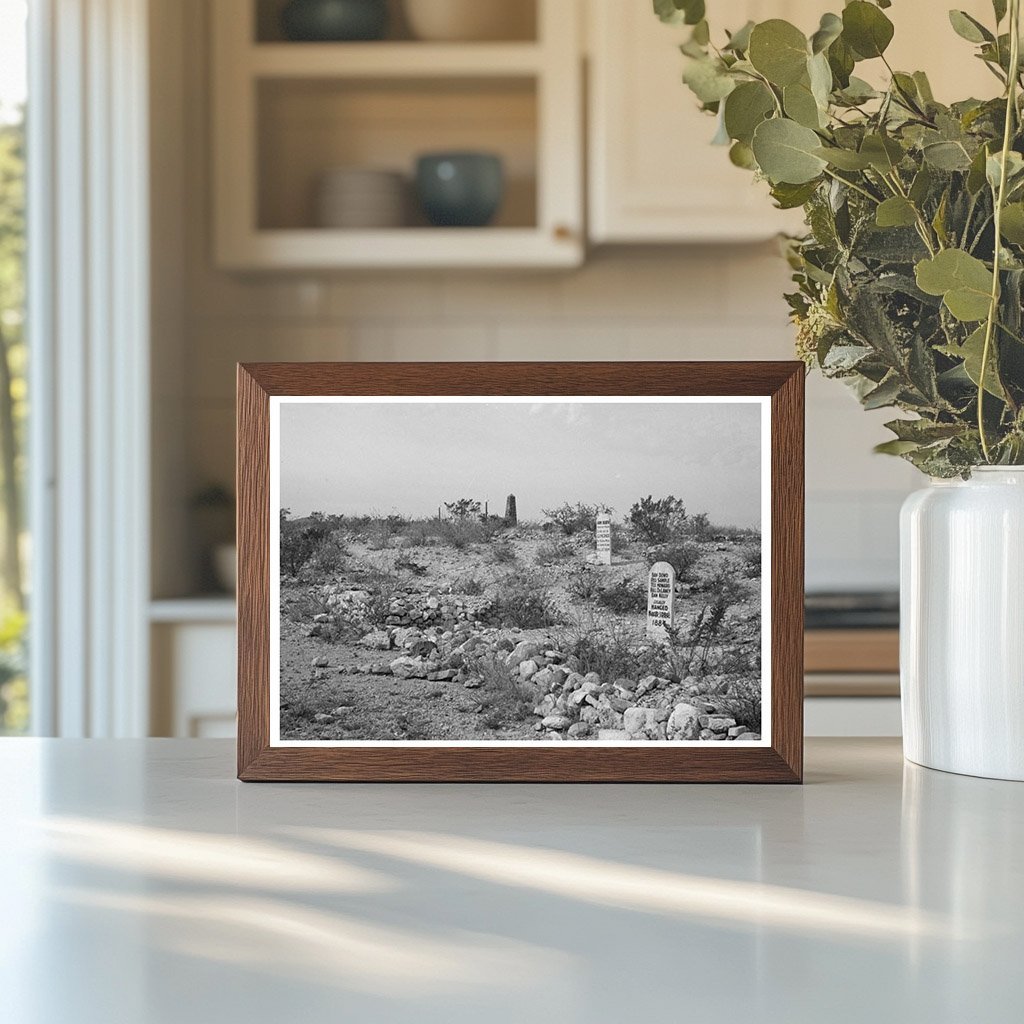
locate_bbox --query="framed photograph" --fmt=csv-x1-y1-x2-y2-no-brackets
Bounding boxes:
237,362,804,782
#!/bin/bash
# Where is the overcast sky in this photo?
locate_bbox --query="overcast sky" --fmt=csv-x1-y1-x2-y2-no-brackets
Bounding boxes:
278,399,763,528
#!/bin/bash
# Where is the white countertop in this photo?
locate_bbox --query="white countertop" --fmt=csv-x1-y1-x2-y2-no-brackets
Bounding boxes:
0,738,1019,1023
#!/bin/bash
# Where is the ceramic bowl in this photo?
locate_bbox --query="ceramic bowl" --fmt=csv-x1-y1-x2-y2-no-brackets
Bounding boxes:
415,152,504,228
281,0,388,42
403,0,534,42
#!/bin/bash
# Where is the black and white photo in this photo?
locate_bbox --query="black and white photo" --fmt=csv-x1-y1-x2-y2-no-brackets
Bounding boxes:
270,396,770,746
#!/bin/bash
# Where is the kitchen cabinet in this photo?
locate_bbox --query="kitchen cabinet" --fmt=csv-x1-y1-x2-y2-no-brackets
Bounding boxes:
211,0,583,269
587,0,998,244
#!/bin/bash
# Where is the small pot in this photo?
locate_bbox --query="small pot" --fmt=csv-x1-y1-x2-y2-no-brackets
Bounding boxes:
281,0,388,42
415,152,504,228
403,0,534,41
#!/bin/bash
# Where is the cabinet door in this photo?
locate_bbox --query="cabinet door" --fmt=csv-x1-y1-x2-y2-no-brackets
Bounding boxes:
587,0,806,243
587,0,996,244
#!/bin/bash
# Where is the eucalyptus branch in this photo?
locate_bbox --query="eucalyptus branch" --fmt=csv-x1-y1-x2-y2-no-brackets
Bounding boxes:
979,0,1021,462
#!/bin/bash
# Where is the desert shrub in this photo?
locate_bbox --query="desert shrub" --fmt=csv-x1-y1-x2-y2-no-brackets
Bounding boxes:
715,677,762,733
668,569,751,674
646,541,703,584
368,514,408,550
566,564,601,601
465,653,535,731
534,538,575,564
488,540,517,564
355,565,406,626
311,532,348,575
686,512,712,541
739,543,761,577
488,572,560,628
280,514,332,577
541,502,612,536
449,573,484,596
445,498,482,520
628,495,688,544
557,615,663,684
595,578,647,615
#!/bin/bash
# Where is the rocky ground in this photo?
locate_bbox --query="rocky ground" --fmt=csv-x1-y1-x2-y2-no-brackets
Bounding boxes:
279,525,762,743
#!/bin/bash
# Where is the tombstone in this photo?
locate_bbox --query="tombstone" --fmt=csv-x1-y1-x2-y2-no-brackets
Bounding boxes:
646,561,676,639
595,513,612,566
504,494,517,525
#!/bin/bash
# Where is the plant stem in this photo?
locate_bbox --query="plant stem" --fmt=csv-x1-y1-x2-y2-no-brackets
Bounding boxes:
979,0,1021,462
822,167,881,205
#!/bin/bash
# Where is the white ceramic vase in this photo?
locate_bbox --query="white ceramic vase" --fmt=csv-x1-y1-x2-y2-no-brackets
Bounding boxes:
900,467,1024,780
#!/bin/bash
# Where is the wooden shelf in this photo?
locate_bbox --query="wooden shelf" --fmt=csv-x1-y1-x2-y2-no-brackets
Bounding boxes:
249,42,544,78
218,226,580,270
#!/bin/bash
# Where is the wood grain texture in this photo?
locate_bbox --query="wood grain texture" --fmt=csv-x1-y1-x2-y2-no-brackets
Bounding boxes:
236,361,805,783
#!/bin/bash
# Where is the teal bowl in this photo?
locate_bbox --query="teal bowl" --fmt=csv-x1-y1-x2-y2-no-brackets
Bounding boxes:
281,0,388,42
415,153,505,228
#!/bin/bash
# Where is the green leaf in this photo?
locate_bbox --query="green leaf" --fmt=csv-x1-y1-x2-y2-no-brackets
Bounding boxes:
827,36,856,88
723,81,775,144
784,80,824,129
771,180,820,209
939,325,1006,398
875,439,922,455
682,57,736,104
729,140,757,169
948,10,994,44
748,20,809,86
861,133,904,173
814,146,872,170
653,0,705,26
876,197,918,228
724,20,755,53
751,118,828,184
842,1,895,59
811,12,843,54
923,140,973,171
915,249,994,322
1000,203,1024,244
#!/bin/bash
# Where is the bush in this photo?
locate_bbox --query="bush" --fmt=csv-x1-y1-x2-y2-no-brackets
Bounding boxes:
535,538,575,563
449,573,484,596
541,502,612,536
739,543,761,577
557,615,664,684
488,540,517,564
280,514,332,577
464,653,535,731
647,541,702,584
566,564,601,601
628,495,688,544
445,498,482,520
715,677,762,733
368,514,408,550
488,572,560,628
595,578,647,615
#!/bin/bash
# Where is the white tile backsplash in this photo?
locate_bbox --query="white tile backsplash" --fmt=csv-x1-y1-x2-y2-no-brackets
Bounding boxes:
182,253,915,593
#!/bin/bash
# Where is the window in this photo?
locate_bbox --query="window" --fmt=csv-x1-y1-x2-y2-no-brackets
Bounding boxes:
0,0,28,734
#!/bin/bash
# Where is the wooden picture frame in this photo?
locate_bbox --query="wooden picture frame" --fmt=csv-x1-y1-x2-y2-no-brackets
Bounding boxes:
237,362,804,782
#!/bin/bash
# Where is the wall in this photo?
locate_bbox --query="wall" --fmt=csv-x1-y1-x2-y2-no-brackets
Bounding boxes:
158,0,919,598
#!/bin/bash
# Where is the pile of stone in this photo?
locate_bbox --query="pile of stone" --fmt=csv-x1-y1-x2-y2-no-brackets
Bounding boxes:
499,639,761,743
320,585,491,632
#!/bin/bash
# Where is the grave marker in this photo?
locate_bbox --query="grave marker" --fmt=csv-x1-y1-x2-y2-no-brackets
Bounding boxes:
595,513,612,565
646,561,676,639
